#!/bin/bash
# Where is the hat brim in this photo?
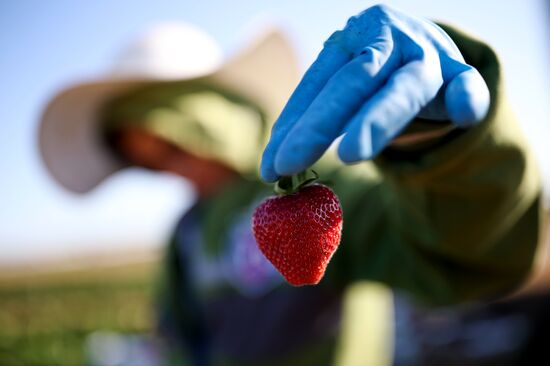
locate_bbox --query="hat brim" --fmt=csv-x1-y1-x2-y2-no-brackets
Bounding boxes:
39,28,300,194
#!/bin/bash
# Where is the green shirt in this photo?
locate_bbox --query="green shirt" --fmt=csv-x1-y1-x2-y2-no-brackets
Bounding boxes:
159,24,543,366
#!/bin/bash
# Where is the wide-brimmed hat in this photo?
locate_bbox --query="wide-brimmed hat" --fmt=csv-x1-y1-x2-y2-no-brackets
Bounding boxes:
39,22,299,194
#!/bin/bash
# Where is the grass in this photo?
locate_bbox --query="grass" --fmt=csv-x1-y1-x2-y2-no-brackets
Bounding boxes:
0,258,160,366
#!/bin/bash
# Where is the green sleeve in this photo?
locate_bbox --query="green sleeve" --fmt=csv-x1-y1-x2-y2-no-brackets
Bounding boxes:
325,24,543,306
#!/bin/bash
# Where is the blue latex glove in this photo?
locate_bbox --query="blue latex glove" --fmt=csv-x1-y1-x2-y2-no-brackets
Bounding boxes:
260,4,490,182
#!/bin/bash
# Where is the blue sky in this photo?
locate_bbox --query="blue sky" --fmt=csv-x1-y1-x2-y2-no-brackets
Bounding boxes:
1,0,549,264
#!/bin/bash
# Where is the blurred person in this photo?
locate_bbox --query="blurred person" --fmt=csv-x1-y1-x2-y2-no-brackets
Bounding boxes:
40,21,299,365
39,4,544,366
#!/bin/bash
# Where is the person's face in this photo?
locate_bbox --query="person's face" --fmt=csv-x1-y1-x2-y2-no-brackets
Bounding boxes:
113,126,237,197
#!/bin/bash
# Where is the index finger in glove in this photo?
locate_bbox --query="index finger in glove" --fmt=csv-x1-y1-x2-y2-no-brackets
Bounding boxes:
273,40,397,176
260,31,352,182
261,22,395,181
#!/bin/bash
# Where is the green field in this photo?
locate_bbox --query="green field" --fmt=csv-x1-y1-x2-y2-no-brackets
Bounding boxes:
0,259,159,366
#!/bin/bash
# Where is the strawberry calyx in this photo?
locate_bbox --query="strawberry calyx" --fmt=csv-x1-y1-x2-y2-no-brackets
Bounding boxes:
274,170,319,195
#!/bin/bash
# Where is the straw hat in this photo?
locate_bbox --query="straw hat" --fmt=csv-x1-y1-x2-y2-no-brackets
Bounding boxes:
39,22,300,193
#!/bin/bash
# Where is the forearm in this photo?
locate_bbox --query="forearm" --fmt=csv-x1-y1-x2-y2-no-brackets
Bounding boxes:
372,25,543,304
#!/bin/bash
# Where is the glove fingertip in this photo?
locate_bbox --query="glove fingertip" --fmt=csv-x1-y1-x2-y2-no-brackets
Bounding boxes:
260,151,279,182
337,130,374,163
446,69,490,127
274,152,303,177
260,167,279,183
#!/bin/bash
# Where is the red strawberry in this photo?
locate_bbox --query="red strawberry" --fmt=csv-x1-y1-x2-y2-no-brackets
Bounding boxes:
252,182,343,286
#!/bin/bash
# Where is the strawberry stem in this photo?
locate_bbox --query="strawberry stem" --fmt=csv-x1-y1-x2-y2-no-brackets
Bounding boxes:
274,170,319,195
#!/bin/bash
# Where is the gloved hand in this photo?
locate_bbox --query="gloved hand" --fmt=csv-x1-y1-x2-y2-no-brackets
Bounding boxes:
260,4,490,182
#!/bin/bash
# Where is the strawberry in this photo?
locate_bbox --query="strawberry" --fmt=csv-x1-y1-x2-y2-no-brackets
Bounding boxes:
252,174,343,286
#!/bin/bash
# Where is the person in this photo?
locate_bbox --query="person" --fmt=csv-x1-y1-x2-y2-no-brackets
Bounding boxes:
39,5,543,365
